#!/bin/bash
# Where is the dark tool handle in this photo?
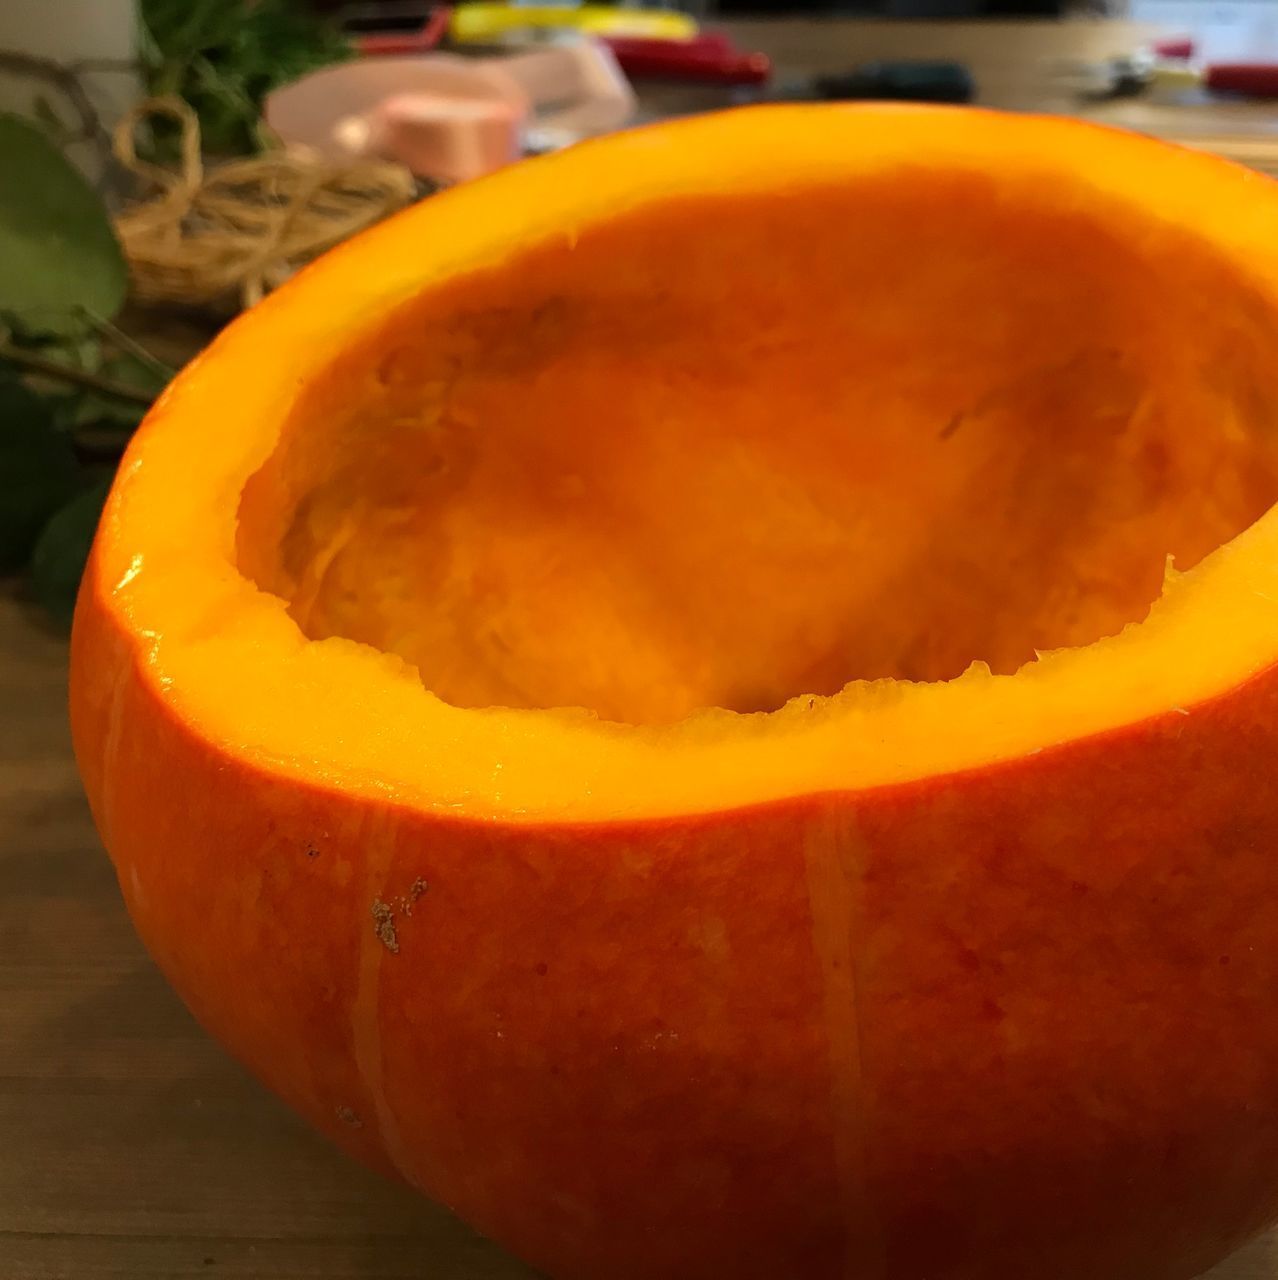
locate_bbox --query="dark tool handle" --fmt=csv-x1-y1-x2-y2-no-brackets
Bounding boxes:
1204,63,1278,98
605,36,773,85
812,61,975,104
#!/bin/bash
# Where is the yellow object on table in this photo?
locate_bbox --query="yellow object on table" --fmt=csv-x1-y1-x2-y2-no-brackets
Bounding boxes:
449,3,697,45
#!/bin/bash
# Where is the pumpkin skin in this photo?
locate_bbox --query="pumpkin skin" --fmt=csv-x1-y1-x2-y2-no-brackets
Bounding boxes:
70,106,1278,1280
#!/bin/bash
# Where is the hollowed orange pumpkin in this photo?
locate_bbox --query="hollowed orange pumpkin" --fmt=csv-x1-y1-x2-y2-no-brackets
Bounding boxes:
71,106,1278,1279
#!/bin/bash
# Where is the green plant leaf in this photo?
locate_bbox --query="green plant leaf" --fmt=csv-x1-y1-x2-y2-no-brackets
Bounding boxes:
68,393,147,434
101,352,169,395
140,0,351,157
60,337,104,374
0,332,105,396
0,380,80,572
28,474,113,625
0,114,128,336
46,391,89,433
67,353,167,431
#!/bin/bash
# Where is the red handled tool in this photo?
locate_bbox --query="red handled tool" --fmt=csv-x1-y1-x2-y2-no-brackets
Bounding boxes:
1076,36,1278,100
353,6,453,56
1200,63,1278,97
602,34,772,86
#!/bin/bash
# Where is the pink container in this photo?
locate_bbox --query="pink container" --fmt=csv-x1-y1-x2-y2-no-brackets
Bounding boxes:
265,55,529,183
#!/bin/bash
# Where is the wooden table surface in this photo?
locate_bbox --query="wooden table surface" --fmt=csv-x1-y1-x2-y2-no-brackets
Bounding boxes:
9,17,1278,1280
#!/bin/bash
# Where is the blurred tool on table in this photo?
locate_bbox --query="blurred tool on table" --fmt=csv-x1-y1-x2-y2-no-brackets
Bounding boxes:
1066,34,1278,100
274,2,992,177
285,0,1278,183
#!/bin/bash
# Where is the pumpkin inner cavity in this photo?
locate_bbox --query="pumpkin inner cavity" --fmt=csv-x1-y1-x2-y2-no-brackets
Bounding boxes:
237,169,1278,725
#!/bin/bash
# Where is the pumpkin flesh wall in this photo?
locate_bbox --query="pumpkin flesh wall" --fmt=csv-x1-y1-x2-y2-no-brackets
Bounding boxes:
71,107,1278,1280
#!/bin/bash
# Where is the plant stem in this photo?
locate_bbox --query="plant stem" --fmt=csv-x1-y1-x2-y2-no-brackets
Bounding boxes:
80,307,175,379
0,344,153,404
71,58,141,75
0,50,108,152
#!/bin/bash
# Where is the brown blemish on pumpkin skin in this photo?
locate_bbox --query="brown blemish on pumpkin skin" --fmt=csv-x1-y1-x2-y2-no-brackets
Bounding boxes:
397,876,428,915
371,899,399,953
336,1105,364,1128
371,880,427,951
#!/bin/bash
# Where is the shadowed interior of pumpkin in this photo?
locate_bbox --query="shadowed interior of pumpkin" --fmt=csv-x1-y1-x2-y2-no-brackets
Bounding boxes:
237,165,1278,725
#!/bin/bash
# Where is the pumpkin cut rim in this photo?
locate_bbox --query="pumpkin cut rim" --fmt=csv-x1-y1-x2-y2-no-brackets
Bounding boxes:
84,104,1278,822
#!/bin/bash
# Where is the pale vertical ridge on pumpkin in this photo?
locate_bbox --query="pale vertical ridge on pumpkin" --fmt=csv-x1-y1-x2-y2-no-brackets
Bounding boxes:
95,638,133,856
803,806,886,1280
350,806,413,1180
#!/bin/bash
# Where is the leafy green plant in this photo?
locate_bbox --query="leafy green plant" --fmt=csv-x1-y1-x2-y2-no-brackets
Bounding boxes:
29,473,117,624
0,113,128,335
0,113,168,623
140,0,352,156
1,1,352,620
